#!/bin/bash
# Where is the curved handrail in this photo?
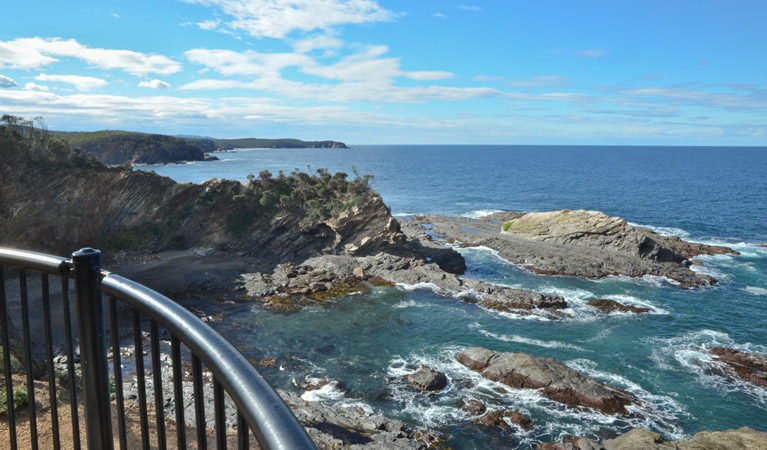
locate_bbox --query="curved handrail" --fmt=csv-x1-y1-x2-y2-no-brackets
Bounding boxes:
0,247,317,450
100,274,316,450
0,247,67,274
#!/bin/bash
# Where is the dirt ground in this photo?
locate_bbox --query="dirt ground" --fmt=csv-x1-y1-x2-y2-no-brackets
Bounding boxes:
1,377,256,450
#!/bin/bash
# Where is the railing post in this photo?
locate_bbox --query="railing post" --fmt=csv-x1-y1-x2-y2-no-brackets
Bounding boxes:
72,248,114,449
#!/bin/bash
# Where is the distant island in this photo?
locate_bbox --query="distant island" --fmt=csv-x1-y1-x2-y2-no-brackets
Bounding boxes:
53,129,348,165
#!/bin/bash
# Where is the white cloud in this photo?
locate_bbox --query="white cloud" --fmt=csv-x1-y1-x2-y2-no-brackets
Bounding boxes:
185,48,314,76
35,73,108,91
404,71,454,81
0,37,181,75
457,4,481,11
432,12,447,19
197,19,220,30
139,79,172,89
25,82,50,91
301,45,399,81
293,34,344,54
0,74,17,88
184,0,396,39
612,85,767,111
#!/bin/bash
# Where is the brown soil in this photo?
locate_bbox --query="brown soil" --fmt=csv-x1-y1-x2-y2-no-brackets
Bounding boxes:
1,376,256,449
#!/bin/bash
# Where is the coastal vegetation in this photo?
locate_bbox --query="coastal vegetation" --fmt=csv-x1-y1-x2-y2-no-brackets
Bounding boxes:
1,115,385,259
210,137,347,150
47,129,348,166
54,129,211,165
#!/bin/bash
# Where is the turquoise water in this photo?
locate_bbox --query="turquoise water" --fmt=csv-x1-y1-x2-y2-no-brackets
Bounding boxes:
137,146,767,448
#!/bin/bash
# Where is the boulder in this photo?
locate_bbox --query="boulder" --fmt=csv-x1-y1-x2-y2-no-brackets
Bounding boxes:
405,366,448,391
457,348,637,415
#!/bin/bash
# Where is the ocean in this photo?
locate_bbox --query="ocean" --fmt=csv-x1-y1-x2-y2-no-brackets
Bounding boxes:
135,145,767,448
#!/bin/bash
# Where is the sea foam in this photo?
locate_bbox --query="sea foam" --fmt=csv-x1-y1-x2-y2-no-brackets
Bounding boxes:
477,328,585,351
744,286,767,296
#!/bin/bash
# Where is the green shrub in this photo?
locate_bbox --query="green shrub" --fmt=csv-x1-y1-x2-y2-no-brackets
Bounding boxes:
503,222,512,232
0,385,29,415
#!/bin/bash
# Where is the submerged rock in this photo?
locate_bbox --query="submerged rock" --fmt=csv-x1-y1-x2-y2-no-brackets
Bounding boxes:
405,366,448,391
710,347,767,389
456,347,638,415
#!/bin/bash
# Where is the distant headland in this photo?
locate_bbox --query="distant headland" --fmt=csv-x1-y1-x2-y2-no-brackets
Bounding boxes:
51,129,348,165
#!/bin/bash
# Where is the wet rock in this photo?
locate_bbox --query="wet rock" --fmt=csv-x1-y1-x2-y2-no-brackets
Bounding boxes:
475,409,534,430
479,289,568,316
278,389,446,449
405,366,448,391
587,299,651,314
457,347,638,415
710,347,767,388
302,377,346,392
460,399,487,415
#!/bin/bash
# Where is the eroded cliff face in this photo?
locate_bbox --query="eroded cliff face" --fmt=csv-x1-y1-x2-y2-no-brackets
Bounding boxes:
1,154,405,262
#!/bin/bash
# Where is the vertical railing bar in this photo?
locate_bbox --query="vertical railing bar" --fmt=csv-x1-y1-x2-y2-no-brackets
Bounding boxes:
213,379,226,450
237,413,249,450
60,277,81,450
150,320,167,450
41,273,61,450
109,297,128,450
171,336,187,450
71,248,113,450
133,309,150,450
192,354,207,450
0,266,19,450
19,268,39,450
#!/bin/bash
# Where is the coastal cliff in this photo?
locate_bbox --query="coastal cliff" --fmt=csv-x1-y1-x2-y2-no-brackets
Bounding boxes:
53,130,348,165
1,124,398,260
56,130,214,165
1,165,400,263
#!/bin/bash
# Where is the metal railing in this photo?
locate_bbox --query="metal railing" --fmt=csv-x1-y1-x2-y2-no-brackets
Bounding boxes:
0,247,317,450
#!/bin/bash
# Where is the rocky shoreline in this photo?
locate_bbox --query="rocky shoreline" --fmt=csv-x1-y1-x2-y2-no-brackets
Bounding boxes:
3,128,762,449
540,427,767,450
399,210,735,289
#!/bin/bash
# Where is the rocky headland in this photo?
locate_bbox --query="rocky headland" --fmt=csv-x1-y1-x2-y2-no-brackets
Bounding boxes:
400,210,736,289
53,128,349,166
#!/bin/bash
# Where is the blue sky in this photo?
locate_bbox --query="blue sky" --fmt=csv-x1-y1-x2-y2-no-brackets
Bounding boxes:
1,0,765,145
